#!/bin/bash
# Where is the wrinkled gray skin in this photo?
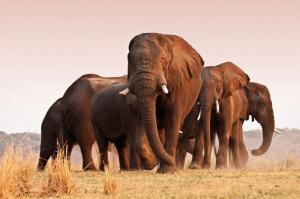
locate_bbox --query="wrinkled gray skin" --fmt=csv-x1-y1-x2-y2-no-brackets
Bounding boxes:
91,83,157,171
126,33,204,173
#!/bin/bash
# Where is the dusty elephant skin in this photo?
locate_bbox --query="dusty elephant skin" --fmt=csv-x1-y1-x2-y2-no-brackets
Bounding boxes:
125,33,204,173
214,81,275,169
91,83,158,171
177,81,275,169
37,74,126,171
196,62,250,169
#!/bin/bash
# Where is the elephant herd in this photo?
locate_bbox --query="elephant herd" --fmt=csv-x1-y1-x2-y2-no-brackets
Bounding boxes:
37,33,282,174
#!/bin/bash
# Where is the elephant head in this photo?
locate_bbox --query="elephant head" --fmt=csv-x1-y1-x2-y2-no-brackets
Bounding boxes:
244,82,275,156
199,62,250,167
121,33,204,166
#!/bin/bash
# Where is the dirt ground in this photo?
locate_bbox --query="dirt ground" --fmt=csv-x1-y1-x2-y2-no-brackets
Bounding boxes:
20,168,300,199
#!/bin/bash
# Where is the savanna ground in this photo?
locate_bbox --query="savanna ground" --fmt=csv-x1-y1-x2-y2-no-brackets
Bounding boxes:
1,146,300,199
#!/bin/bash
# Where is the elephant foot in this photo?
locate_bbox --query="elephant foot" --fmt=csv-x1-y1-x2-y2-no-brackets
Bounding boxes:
141,159,158,170
83,163,97,171
99,163,109,171
216,162,226,169
201,162,211,169
157,163,177,174
37,164,46,171
176,163,184,170
189,163,202,170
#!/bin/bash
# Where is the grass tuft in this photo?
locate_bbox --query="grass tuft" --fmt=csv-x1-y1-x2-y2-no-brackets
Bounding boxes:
42,148,77,196
0,145,35,198
103,166,117,196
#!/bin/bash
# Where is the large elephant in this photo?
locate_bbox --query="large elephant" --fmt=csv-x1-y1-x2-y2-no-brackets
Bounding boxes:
198,62,250,169
177,81,279,169
121,33,204,173
91,83,157,171
37,74,127,170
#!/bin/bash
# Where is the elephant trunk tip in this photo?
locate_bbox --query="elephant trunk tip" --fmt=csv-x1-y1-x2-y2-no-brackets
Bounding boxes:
37,161,46,171
251,149,264,156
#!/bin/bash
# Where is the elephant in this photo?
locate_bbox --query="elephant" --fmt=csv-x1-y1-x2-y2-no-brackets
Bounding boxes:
197,62,250,169
229,82,278,167
91,82,157,171
120,33,204,173
37,74,127,171
177,81,279,169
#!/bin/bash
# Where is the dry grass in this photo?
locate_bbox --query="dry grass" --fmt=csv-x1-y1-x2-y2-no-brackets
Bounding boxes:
41,149,77,197
0,145,35,198
0,145,300,198
103,166,118,195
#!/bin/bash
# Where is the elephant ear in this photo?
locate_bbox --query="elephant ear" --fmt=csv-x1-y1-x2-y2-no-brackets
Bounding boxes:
165,37,204,90
221,62,250,97
239,89,250,120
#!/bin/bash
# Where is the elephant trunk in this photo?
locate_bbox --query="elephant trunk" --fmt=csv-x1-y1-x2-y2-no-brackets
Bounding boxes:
251,111,275,156
202,106,212,166
37,126,58,170
138,95,174,165
131,68,174,166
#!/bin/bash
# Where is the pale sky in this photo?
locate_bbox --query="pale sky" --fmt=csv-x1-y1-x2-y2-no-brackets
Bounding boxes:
0,0,299,133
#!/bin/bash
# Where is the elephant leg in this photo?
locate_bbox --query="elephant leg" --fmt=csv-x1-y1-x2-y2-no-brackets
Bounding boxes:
216,121,232,169
239,121,248,168
115,136,130,171
239,141,248,168
136,121,158,170
157,108,182,174
63,141,74,161
230,121,242,169
190,132,204,169
176,139,187,170
129,144,141,170
95,132,109,171
73,122,96,171
78,140,97,171
228,139,234,168
128,127,141,170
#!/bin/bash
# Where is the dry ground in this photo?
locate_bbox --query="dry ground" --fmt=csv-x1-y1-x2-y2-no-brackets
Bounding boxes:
1,146,300,199
17,168,300,199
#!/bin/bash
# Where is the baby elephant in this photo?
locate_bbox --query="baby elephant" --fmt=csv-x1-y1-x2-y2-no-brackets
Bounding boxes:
91,83,157,171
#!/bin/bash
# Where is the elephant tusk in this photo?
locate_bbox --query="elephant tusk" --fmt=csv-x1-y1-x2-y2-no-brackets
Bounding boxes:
274,128,285,135
216,100,220,113
197,109,202,121
161,84,169,94
179,130,183,134
119,88,129,95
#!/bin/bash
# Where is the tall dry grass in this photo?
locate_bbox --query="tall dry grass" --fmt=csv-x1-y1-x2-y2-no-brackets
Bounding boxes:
0,145,36,198
103,166,117,196
42,148,77,197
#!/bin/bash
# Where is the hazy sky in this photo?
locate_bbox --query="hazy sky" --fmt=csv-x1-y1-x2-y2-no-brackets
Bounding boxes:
0,0,299,133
